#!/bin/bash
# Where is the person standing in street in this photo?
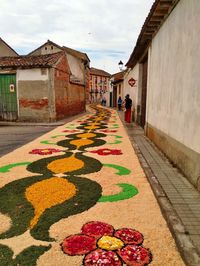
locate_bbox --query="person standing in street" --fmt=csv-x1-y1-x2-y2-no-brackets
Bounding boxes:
101,96,106,106
124,94,132,123
117,96,123,111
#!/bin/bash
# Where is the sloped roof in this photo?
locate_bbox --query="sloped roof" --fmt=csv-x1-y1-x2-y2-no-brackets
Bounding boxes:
111,70,126,84
0,37,19,56
28,40,90,63
0,52,64,69
126,0,179,68
28,40,63,56
90,67,111,77
62,46,90,63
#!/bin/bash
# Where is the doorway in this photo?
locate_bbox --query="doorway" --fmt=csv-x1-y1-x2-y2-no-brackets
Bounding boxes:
0,74,18,121
112,85,117,107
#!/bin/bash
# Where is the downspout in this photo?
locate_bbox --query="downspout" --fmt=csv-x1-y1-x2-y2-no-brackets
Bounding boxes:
144,45,151,135
83,61,88,111
48,67,56,122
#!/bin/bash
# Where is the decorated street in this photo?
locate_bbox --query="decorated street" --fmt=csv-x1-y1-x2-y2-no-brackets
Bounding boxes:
0,105,184,266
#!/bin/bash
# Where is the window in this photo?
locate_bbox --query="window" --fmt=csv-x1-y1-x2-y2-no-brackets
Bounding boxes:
51,46,54,50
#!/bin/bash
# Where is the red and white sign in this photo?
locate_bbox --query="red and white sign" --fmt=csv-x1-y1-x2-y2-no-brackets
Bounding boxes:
128,78,136,87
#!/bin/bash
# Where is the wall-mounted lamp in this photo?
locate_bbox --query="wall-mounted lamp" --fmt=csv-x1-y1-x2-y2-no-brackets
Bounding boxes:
118,60,124,71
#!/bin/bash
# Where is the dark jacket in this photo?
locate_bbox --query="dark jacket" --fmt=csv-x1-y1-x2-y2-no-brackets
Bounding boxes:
125,98,132,109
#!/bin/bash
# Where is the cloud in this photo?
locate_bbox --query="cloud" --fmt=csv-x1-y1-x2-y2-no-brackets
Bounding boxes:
0,0,154,73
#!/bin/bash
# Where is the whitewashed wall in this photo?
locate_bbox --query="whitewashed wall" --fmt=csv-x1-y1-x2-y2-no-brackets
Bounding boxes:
147,0,200,153
17,68,48,81
124,64,141,117
66,54,84,81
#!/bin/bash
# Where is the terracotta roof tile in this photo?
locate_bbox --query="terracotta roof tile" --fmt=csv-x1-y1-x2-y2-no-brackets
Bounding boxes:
90,67,111,77
0,52,64,68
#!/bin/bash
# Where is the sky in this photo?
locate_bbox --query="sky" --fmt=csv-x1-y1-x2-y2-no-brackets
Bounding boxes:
0,0,155,74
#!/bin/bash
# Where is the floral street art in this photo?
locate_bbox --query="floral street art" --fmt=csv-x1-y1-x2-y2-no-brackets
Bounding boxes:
61,221,152,266
0,105,139,265
0,105,185,265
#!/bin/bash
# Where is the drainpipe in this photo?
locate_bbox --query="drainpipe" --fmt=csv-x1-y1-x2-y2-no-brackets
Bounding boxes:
83,62,88,112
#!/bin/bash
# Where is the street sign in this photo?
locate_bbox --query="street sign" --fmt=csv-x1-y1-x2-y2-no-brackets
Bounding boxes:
128,78,136,87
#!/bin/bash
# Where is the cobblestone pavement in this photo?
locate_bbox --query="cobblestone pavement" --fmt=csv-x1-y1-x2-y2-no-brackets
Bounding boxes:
118,110,200,266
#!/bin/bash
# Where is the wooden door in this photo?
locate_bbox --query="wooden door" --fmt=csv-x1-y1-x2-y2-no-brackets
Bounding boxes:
0,74,18,121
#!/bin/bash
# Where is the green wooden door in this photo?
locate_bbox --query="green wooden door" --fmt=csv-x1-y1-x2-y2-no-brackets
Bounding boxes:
0,74,18,121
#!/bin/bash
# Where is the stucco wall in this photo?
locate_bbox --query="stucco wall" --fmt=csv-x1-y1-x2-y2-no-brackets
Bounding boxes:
147,0,200,153
124,64,142,120
30,44,62,56
17,68,53,122
0,41,18,57
146,0,200,189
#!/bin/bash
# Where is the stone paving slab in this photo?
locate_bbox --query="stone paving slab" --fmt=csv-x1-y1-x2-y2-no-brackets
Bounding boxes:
118,111,200,266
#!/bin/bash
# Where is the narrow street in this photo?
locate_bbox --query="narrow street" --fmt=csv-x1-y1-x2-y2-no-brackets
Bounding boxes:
0,105,185,266
0,126,57,157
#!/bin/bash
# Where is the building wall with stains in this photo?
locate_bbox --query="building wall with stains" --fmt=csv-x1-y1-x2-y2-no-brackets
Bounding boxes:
17,68,55,122
146,0,200,190
66,53,85,82
54,56,85,119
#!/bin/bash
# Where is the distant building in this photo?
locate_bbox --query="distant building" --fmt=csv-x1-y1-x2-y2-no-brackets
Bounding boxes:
89,67,111,105
0,52,85,122
0,40,90,122
28,40,90,93
110,70,126,108
125,0,200,191
0,38,18,57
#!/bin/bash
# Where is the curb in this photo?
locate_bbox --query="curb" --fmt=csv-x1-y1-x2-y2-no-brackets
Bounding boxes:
0,111,88,127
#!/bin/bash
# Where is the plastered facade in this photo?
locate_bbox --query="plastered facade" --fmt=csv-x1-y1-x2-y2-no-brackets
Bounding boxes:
146,0,200,188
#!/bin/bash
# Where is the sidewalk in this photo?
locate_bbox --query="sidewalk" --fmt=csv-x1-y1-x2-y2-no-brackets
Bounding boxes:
118,110,200,266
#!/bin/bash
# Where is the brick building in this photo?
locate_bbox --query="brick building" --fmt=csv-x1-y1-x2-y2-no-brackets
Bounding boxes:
88,67,111,105
0,39,90,122
0,52,85,122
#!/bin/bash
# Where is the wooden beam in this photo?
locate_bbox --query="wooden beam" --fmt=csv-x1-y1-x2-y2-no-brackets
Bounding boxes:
148,21,161,25
154,9,168,15
151,15,164,21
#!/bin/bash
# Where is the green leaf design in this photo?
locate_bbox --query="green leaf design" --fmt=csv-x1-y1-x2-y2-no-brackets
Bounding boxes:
103,164,131,175
0,162,31,173
98,183,138,202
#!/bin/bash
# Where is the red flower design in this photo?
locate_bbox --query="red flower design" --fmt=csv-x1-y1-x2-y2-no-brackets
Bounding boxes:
100,129,118,133
90,148,122,156
29,148,61,155
61,221,152,266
